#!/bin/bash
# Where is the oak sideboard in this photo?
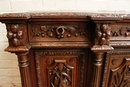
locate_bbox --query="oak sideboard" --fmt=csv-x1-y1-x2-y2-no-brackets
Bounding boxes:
0,12,130,87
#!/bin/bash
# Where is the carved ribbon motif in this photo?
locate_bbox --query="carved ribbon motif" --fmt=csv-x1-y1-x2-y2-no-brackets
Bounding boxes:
32,25,86,39
7,24,23,46
95,24,111,45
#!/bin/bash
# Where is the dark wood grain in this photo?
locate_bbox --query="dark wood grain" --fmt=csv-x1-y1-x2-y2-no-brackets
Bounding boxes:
0,12,130,87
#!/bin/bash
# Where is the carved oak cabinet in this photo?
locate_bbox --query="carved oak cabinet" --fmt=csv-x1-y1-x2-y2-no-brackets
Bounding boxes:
0,12,130,87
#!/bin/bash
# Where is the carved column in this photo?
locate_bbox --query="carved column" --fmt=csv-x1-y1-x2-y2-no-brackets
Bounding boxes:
16,52,32,87
91,23,113,87
4,23,32,87
91,52,104,87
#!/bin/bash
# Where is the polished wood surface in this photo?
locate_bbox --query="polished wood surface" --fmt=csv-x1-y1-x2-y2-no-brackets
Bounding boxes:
0,12,130,87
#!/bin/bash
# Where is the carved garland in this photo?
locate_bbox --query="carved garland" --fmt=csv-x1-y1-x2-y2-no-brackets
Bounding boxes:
32,25,86,39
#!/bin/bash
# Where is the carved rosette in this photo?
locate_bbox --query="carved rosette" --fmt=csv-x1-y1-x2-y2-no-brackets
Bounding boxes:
6,24,23,46
95,24,111,45
32,25,86,39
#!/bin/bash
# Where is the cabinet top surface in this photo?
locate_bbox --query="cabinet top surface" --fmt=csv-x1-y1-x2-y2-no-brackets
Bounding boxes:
0,12,130,21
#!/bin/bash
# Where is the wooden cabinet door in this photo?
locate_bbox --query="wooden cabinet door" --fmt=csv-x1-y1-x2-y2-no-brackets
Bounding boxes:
102,50,130,87
35,49,88,87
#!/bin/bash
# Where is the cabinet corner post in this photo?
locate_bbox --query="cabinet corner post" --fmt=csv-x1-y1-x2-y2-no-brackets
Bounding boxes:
16,52,32,87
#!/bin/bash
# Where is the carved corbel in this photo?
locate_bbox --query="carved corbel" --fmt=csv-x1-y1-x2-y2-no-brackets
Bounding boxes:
5,23,30,53
95,24,111,45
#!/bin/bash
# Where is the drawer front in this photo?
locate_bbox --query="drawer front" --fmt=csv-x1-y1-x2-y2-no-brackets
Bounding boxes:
110,23,130,41
28,22,90,42
102,50,130,87
35,49,88,87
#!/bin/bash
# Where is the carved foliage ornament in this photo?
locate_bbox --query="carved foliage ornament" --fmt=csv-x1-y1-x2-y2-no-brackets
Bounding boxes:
95,24,111,45
32,25,86,39
111,26,130,37
46,58,75,87
49,62,73,87
6,24,23,46
109,58,130,87
112,65,130,87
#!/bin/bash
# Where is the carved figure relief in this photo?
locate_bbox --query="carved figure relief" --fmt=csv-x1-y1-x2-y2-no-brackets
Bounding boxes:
6,24,23,46
32,25,86,39
111,26,130,37
95,24,111,45
49,63,72,87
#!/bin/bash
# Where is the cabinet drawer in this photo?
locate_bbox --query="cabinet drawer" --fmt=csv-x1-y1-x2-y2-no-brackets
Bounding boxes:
28,22,90,42
110,23,130,40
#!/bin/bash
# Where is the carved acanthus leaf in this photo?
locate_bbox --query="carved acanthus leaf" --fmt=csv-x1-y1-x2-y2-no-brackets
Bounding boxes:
112,65,130,87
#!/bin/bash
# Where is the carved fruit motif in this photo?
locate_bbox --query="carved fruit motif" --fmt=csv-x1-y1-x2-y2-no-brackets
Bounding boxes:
96,24,110,45
6,24,23,46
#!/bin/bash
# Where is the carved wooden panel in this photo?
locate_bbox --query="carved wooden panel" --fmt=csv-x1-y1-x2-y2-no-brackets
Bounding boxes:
110,23,130,40
28,22,89,42
102,50,130,87
35,50,87,87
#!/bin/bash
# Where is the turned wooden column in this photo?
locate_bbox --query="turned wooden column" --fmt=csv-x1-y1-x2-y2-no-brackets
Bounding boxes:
91,23,114,87
3,22,31,87
16,52,32,87
91,52,104,87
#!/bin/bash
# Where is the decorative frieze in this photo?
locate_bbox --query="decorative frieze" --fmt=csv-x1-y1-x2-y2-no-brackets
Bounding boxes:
32,25,86,39
111,26,130,37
